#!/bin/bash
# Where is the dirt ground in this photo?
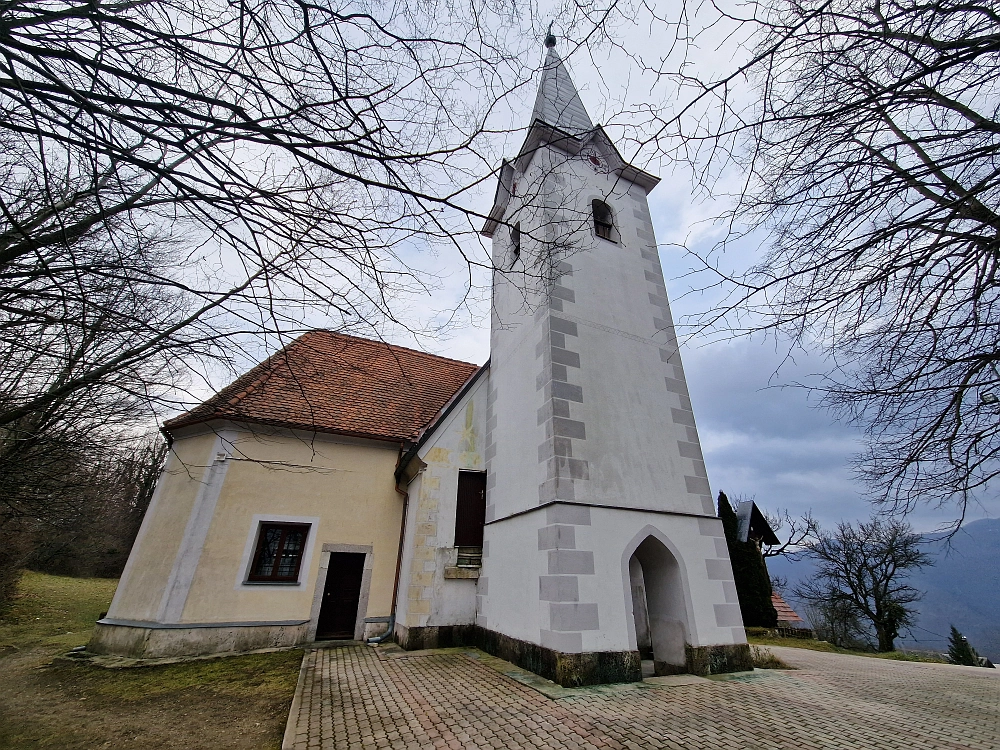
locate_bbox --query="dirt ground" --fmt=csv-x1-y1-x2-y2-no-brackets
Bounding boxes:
0,572,302,750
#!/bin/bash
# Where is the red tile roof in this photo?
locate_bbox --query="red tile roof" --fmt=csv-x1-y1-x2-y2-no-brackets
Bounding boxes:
772,592,805,624
164,330,480,443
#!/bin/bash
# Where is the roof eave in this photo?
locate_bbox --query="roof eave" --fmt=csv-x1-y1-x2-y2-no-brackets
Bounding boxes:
395,359,491,483
481,122,661,239
163,414,410,446
617,163,661,192
481,161,515,238
588,125,661,192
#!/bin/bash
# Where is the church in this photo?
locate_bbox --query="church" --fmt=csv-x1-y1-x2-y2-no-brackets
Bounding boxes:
89,35,751,686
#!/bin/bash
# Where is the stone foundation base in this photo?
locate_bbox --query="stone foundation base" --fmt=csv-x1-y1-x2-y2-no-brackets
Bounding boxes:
394,624,751,685
684,643,753,675
395,623,640,687
394,623,477,651
88,619,310,659
653,660,689,676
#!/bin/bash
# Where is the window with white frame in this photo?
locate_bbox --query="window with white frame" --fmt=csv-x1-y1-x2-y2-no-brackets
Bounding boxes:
247,522,310,582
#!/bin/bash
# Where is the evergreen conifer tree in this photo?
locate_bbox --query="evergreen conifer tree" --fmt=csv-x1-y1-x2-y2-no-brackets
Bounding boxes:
718,491,778,628
948,625,979,666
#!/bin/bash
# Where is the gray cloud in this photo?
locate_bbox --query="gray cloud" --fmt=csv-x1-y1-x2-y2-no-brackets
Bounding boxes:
679,339,872,527
675,336,999,530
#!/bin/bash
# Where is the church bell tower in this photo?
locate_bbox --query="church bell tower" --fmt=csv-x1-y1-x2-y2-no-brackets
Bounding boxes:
477,34,751,684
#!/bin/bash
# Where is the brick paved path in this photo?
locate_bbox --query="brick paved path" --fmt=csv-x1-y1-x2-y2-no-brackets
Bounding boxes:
283,644,1000,749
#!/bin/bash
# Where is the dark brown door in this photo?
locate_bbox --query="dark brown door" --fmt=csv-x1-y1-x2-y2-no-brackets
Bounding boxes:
316,552,365,640
454,471,487,547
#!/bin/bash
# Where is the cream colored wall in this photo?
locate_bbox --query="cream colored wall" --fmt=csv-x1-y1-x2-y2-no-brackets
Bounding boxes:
107,432,220,622
397,373,487,628
108,424,404,628
179,429,404,624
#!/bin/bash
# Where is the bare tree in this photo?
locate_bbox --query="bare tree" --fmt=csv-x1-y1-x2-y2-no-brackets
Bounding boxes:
0,199,181,601
802,587,869,649
26,434,167,579
1,1,736,602
795,516,932,652
560,0,1000,527
0,0,545,429
761,508,818,558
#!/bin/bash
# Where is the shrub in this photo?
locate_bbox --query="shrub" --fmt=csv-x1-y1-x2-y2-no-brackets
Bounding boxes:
751,645,792,669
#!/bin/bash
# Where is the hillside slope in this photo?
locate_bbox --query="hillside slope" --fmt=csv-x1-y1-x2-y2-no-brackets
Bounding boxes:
766,517,1000,660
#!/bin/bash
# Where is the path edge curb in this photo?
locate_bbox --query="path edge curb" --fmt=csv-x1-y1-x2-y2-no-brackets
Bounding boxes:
281,649,311,750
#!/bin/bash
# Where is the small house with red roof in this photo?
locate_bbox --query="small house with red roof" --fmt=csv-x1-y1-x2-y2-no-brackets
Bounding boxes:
90,36,751,685
772,592,808,629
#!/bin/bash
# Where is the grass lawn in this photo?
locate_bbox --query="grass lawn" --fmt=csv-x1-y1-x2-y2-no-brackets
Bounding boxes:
746,632,946,663
0,571,303,749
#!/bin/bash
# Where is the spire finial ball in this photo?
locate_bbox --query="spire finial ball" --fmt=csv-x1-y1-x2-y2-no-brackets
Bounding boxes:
544,22,556,48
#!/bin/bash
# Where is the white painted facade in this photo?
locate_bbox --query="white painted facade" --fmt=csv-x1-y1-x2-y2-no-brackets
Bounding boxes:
397,41,745,666
396,370,489,631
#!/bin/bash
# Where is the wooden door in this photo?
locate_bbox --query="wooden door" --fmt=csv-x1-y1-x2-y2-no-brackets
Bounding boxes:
454,471,487,547
316,552,365,640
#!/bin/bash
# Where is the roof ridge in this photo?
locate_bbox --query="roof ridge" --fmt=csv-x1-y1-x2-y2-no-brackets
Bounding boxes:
305,329,480,367
163,329,480,439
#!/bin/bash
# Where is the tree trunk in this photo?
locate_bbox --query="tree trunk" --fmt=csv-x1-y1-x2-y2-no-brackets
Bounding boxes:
876,626,895,652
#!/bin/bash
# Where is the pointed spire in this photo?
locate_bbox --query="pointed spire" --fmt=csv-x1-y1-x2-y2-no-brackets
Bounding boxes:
529,30,594,136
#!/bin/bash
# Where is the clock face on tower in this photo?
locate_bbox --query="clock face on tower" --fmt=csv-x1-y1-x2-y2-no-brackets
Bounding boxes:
585,150,610,174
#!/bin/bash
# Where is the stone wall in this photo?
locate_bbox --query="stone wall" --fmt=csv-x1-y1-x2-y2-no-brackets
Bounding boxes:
394,622,641,687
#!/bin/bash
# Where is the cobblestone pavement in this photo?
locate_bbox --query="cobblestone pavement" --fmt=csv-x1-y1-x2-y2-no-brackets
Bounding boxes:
283,643,1000,749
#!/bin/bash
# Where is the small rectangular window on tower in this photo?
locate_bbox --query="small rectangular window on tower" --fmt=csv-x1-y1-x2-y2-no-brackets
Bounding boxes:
454,470,487,566
593,199,615,242
510,222,521,266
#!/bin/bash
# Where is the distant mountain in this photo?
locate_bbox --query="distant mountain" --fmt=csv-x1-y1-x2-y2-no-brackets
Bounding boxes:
765,517,1000,661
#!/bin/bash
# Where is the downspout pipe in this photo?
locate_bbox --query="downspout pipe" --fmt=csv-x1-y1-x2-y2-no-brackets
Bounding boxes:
367,613,395,644
368,444,412,644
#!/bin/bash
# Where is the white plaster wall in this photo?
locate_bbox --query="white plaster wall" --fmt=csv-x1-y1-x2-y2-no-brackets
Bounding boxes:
397,371,489,628
487,181,552,525
488,147,713,522
478,511,547,642
480,135,741,653
541,154,712,515
479,504,744,653
578,508,744,652
394,471,423,627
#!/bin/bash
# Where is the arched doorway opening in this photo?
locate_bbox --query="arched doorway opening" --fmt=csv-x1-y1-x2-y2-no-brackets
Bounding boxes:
628,535,688,675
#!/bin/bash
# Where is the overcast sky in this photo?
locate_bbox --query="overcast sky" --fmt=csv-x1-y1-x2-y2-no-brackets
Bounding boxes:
382,32,999,534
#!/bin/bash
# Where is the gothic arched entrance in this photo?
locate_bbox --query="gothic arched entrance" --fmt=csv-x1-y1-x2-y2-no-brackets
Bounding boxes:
628,535,689,674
